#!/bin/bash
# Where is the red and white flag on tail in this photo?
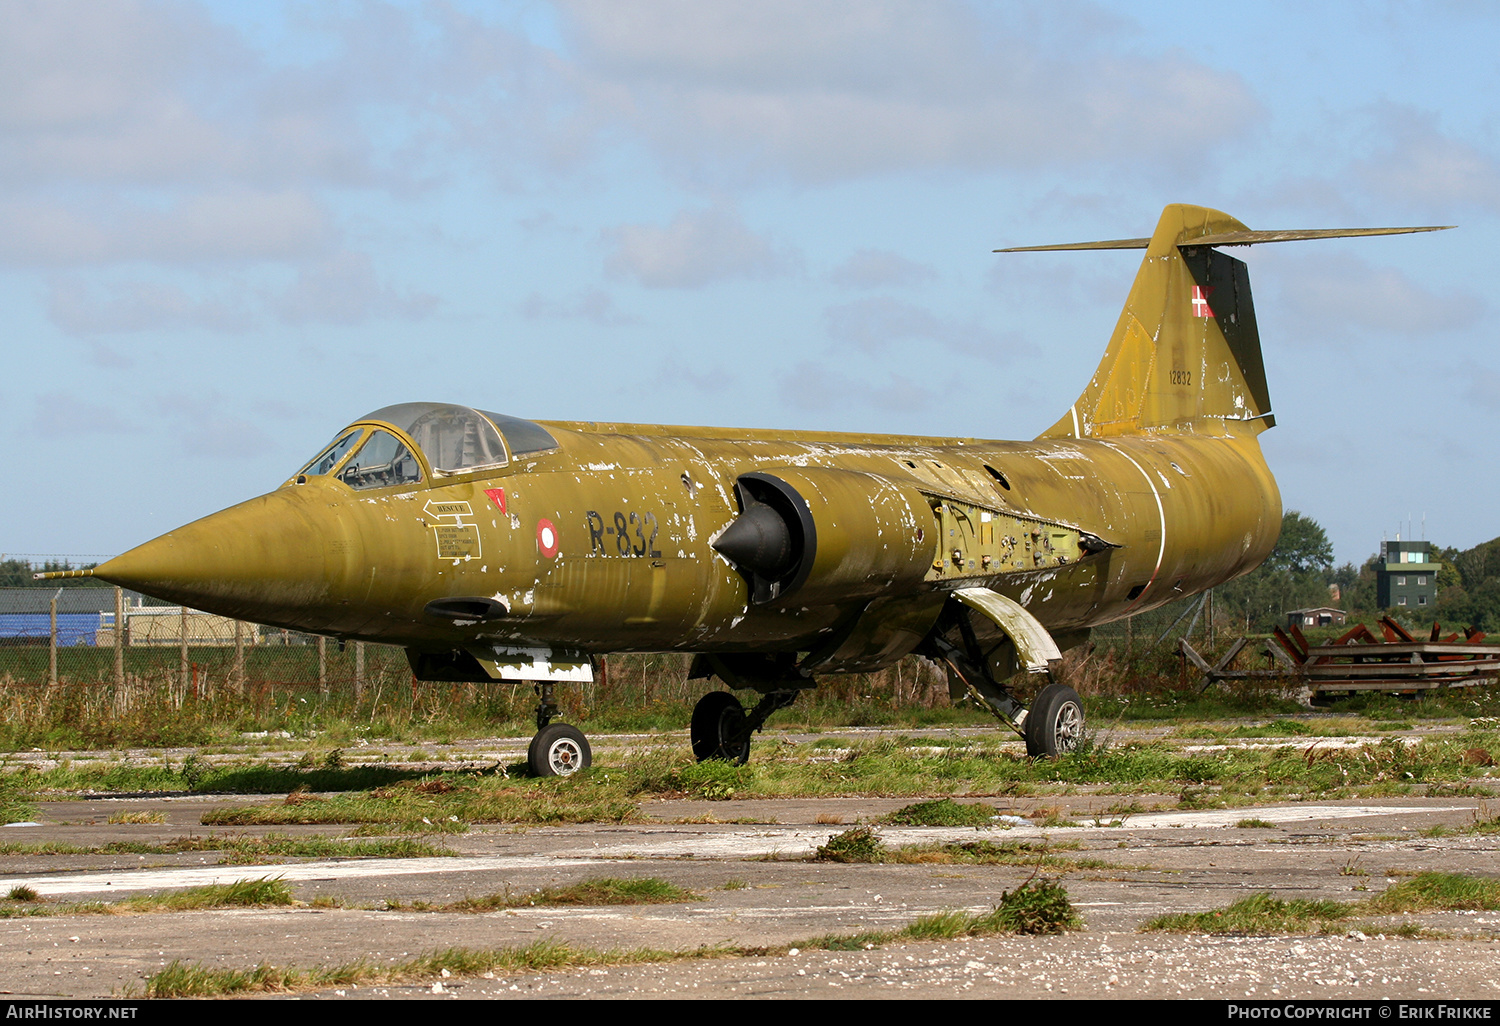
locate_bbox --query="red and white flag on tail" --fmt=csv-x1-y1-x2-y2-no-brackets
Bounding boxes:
1191,285,1215,318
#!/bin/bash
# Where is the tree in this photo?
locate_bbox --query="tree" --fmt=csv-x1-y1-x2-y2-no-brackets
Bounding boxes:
1262,511,1333,575
1213,510,1335,631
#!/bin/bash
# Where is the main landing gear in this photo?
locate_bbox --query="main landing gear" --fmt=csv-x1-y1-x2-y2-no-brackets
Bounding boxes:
934,633,1086,758
527,681,592,777
690,689,799,764
1023,681,1084,758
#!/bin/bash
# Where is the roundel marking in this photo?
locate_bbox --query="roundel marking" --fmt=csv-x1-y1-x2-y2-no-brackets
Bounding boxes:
537,518,559,558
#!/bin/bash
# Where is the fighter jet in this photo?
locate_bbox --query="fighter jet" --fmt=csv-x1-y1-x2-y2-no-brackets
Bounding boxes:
46,204,1446,777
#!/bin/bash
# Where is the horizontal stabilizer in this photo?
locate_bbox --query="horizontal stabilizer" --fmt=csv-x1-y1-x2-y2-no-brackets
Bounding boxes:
996,224,1451,253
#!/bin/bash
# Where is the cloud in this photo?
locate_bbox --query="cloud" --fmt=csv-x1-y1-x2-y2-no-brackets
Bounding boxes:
29,391,134,437
987,252,1129,310
0,0,380,190
155,392,274,458
605,205,798,288
1350,105,1500,214
773,359,937,416
272,251,438,326
1462,368,1500,414
46,251,434,334
828,249,936,289
824,296,1023,361
519,288,638,325
0,190,334,266
47,277,254,336
557,0,1260,183
1272,253,1484,338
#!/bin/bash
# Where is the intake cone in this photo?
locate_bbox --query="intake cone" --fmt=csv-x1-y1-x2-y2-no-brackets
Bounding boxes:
711,499,794,578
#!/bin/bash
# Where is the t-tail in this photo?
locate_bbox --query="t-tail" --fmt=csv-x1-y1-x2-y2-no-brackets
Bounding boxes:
999,203,1452,441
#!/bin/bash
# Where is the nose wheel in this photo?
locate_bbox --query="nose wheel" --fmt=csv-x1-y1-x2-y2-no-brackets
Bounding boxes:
527,681,592,777
528,722,592,777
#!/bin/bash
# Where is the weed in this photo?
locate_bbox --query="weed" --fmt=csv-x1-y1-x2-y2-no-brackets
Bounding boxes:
107,811,166,825
114,877,296,912
815,827,886,863
1145,872,1500,936
1236,819,1277,829
2,878,300,920
973,878,1082,935
179,754,206,790
1364,872,1500,913
506,878,697,908
721,879,748,891
140,876,1084,997
6,886,38,902
880,798,1002,827
1145,893,1353,934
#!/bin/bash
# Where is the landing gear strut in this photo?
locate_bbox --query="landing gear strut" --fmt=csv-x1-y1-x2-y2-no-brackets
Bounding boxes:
927,610,1085,759
690,689,799,764
526,681,592,777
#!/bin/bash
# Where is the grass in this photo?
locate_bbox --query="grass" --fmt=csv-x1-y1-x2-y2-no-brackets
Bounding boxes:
889,840,1117,870
1145,893,1352,934
107,811,167,824
151,729,1500,830
879,798,1004,827
0,833,453,860
383,877,698,913
1363,872,1500,913
0,877,297,918
1144,872,1500,935
141,878,1081,997
815,826,885,862
809,827,1110,870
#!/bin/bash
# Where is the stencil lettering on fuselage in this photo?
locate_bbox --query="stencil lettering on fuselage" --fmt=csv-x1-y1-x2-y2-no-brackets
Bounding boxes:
424,499,480,562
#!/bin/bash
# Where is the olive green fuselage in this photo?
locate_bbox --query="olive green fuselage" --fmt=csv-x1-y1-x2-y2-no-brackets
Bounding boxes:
114,416,1279,667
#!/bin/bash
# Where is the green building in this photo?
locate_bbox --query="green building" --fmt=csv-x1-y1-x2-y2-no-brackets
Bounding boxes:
1376,540,1438,611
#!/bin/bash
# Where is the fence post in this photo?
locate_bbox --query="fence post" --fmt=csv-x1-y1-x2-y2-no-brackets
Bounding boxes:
48,590,59,686
113,587,124,691
317,636,327,694
179,605,189,697
234,619,245,694
354,642,365,698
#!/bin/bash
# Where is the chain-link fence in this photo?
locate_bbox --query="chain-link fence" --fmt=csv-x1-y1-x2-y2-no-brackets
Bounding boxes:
0,586,410,704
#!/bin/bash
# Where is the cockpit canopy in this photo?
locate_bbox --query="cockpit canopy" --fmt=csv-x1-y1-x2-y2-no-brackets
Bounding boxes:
295,403,558,489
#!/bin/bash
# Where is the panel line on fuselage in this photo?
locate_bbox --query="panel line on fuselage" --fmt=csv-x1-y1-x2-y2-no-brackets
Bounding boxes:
1100,441,1165,614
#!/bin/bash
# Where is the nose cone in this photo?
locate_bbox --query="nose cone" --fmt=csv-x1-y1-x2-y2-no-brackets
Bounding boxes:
94,489,343,629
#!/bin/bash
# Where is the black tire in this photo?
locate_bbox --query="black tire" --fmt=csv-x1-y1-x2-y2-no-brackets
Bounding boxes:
528,722,592,777
691,691,750,764
1024,683,1084,758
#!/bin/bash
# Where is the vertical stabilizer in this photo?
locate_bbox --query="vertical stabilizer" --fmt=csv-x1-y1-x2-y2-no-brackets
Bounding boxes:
1033,204,1273,440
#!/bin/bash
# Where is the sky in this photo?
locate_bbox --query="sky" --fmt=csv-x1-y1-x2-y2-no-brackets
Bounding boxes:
2,0,1496,568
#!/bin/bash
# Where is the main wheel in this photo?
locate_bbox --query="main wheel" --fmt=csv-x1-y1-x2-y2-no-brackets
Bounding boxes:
528,722,592,777
691,691,751,764
1024,682,1084,758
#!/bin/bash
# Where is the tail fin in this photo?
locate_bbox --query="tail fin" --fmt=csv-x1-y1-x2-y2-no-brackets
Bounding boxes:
1003,204,1450,440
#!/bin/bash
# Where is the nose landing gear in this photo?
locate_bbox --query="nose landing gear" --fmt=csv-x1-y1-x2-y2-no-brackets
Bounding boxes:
527,681,592,777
